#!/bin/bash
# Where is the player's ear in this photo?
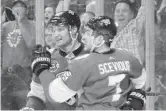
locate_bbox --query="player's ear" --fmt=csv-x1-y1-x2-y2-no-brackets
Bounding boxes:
69,26,78,40
95,35,104,46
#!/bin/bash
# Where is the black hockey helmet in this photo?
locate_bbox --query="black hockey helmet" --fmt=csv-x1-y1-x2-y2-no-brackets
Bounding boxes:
49,10,81,30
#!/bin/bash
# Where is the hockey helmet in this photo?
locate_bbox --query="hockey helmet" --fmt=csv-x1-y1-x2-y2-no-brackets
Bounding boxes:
49,10,81,30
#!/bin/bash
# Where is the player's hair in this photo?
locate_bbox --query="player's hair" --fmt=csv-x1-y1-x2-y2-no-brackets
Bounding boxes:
86,16,117,46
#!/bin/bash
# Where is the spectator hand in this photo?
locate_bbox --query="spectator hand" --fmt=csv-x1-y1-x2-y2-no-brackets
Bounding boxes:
120,89,146,110
31,44,51,77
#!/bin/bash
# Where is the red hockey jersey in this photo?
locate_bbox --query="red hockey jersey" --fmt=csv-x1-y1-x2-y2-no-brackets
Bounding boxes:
54,49,144,110
29,43,86,110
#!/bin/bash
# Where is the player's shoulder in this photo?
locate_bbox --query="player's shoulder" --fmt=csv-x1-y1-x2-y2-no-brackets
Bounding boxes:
71,53,97,65
69,53,95,71
115,48,136,59
73,53,91,61
115,48,141,66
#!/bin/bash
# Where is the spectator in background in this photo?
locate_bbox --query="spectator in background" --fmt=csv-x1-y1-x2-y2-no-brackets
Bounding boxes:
45,6,55,26
111,0,145,65
80,11,95,26
56,0,65,13
27,5,35,21
79,11,95,38
111,0,166,109
45,25,57,49
111,0,146,93
44,6,56,49
86,0,96,15
1,0,35,110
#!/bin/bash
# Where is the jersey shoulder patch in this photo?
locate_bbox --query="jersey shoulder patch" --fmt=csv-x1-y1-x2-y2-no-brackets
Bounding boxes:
74,54,90,60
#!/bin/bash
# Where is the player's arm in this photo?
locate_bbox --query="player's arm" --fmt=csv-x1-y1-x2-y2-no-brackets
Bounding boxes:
30,44,58,105
121,55,146,110
30,44,73,105
31,45,87,105
129,55,146,89
21,76,46,110
47,55,90,105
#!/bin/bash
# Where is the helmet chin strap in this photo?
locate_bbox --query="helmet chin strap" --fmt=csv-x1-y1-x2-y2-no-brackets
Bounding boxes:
67,26,79,54
90,36,105,53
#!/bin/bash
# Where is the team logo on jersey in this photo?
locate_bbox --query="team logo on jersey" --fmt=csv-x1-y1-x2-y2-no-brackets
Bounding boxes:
56,71,72,81
49,60,60,72
7,29,22,47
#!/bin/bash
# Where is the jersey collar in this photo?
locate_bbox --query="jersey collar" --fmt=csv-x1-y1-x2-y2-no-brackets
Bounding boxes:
94,48,115,54
59,43,84,57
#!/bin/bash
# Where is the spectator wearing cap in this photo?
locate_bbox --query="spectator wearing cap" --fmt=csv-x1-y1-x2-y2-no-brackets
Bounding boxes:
1,0,36,110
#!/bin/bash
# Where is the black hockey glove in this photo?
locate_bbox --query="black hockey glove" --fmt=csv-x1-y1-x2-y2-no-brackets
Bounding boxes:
31,44,51,77
120,89,146,110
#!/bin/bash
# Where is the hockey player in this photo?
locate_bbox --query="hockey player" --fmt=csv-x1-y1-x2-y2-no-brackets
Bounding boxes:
30,16,146,110
22,10,86,110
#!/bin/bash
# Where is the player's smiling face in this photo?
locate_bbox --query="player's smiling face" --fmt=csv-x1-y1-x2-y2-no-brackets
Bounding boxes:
51,25,72,48
81,27,94,52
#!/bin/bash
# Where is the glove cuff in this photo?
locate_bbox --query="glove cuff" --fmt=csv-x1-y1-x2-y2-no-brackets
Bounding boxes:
31,57,51,70
31,57,51,76
128,89,146,105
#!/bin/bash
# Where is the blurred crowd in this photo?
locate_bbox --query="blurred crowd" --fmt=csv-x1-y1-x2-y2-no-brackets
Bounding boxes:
1,0,166,110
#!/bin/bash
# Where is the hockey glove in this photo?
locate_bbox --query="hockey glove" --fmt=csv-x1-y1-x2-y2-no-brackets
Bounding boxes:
31,44,51,77
120,89,146,110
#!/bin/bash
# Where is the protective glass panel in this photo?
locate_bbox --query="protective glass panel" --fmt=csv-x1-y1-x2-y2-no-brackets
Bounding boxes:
154,0,166,110
1,0,166,110
1,0,59,110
